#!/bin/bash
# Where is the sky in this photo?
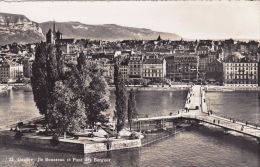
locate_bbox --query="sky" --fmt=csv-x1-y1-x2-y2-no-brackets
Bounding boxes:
0,1,259,40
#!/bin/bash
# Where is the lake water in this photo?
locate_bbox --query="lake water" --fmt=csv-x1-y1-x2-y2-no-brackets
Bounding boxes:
0,89,259,167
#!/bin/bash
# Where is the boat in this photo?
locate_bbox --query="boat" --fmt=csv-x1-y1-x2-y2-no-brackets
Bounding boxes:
24,84,32,92
222,88,235,92
0,85,9,94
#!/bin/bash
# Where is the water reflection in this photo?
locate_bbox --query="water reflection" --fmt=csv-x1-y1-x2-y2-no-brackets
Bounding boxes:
0,90,259,167
207,91,260,124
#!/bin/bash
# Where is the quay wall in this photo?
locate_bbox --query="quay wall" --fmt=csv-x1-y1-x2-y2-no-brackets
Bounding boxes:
206,85,260,91
84,139,141,154
109,85,190,91
109,85,260,92
0,132,84,154
0,131,141,154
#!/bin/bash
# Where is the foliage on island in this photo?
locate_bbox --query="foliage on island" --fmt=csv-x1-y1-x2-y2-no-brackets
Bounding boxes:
128,88,137,131
31,43,110,137
114,64,128,133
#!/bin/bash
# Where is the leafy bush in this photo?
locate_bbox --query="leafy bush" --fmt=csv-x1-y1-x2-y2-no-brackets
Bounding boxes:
129,132,139,140
17,122,24,127
14,131,23,140
148,78,171,85
50,135,60,146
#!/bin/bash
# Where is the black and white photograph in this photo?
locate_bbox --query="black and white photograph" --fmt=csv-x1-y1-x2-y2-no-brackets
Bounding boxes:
0,0,259,167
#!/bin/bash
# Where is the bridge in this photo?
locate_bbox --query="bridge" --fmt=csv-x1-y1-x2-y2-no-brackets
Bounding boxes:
133,85,260,142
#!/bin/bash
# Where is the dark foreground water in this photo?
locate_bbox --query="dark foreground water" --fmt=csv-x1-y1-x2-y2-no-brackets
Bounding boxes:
0,90,259,167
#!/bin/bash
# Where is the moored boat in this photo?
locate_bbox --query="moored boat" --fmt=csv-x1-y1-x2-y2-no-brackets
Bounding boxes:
23,84,32,92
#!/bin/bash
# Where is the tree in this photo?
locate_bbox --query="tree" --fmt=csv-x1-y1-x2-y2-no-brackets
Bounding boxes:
128,89,137,131
48,81,86,137
31,43,64,124
114,64,128,133
31,43,49,116
65,56,110,132
84,64,110,131
32,43,110,136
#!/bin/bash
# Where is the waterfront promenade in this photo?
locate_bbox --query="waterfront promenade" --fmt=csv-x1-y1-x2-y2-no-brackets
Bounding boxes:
134,85,260,141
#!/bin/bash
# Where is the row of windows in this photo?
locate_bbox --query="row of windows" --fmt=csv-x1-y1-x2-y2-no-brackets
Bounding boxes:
225,81,257,84
129,59,141,64
226,67,257,71
0,68,9,71
226,71,257,75
174,60,198,63
143,73,162,77
197,50,208,54
0,71,9,74
226,75,257,79
129,72,141,75
144,70,162,73
129,69,141,72
225,63,257,67
129,65,142,68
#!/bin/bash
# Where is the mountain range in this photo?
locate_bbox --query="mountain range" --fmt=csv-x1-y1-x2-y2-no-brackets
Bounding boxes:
0,13,45,46
0,12,181,46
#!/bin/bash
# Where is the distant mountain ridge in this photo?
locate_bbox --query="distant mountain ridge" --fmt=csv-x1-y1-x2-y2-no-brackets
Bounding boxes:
0,12,181,46
40,21,181,41
0,13,45,45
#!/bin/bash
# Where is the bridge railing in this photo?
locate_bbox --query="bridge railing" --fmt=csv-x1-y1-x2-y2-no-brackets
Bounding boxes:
182,114,260,136
212,113,260,129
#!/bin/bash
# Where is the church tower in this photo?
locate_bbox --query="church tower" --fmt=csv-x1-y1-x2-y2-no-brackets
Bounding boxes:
46,21,57,44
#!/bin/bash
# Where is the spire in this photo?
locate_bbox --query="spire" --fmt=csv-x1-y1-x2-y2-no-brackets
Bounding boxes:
53,20,56,33
157,34,161,41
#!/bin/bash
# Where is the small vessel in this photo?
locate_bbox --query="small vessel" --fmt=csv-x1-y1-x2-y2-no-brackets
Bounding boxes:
24,84,32,92
0,85,10,94
222,88,235,92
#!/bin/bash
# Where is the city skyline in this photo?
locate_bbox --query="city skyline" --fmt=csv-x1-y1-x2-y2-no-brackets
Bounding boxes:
0,1,259,40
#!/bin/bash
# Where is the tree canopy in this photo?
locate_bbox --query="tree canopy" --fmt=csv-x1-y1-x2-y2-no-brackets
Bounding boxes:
48,81,86,136
114,64,128,133
128,88,137,131
31,43,110,136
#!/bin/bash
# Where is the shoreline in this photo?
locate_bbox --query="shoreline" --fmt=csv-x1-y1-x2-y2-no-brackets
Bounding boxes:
0,130,142,154
2,83,259,92
108,85,260,92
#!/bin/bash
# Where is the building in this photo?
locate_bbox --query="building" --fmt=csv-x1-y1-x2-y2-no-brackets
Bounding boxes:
197,46,213,79
222,39,237,59
165,55,175,81
197,46,210,55
223,53,258,87
46,21,74,45
60,44,79,54
206,59,223,84
142,54,166,79
0,60,23,83
23,57,33,78
128,54,143,78
103,61,114,84
119,59,129,79
198,54,208,73
46,21,60,44
166,53,199,82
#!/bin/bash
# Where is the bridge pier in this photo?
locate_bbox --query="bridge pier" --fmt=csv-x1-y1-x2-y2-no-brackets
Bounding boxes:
194,119,200,124
257,138,260,144
223,127,229,135
136,121,142,132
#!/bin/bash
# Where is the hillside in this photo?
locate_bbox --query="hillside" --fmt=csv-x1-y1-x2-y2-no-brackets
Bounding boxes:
40,22,181,41
0,12,181,46
0,13,45,45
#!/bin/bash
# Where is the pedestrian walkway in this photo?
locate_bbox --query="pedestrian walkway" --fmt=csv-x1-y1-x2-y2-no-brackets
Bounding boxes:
134,85,260,141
